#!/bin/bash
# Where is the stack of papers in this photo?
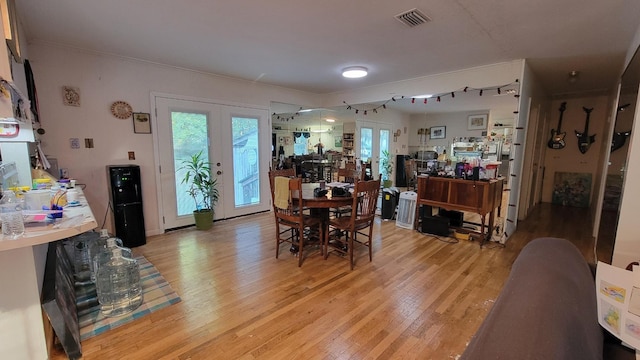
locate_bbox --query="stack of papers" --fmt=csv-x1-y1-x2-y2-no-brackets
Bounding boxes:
596,261,640,350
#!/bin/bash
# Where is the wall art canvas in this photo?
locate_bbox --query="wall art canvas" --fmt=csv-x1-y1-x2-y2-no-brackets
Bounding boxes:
552,172,592,207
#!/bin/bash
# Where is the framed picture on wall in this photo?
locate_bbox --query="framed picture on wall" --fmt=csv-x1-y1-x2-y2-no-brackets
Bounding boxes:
430,126,446,139
133,112,151,134
468,114,488,130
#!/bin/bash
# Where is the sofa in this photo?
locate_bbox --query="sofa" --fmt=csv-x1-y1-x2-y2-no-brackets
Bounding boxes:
460,237,635,360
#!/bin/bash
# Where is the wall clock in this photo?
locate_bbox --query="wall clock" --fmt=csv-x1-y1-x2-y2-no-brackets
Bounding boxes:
110,101,133,119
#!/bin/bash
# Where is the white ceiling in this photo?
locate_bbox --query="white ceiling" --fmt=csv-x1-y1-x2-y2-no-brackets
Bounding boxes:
16,0,640,110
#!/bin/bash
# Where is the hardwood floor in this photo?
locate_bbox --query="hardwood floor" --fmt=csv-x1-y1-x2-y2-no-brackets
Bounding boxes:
51,202,597,359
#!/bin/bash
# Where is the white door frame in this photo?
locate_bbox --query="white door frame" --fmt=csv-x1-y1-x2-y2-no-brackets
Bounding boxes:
151,92,270,231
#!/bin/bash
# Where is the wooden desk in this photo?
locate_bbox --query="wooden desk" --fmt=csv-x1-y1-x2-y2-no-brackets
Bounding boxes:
414,176,503,246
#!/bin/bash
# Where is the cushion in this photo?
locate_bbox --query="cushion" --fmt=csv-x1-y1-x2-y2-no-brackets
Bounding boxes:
460,237,603,360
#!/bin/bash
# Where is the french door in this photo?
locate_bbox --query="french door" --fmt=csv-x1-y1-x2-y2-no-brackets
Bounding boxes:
153,94,270,230
359,123,391,179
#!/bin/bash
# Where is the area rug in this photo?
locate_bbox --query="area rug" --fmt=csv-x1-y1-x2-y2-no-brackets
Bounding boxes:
76,256,181,341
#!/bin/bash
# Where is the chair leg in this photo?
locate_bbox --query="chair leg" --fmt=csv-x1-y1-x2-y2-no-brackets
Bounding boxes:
319,224,324,258
324,228,330,260
349,231,355,270
368,226,373,262
275,222,281,259
298,225,304,267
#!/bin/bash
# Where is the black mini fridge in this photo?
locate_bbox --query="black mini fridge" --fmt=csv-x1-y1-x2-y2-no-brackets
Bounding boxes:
107,165,146,248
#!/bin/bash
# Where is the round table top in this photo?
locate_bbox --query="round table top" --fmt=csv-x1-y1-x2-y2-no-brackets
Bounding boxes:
299,183,353,208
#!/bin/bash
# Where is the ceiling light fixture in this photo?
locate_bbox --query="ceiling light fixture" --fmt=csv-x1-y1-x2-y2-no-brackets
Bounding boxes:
325,118,335,123
342,66,368,78
567,70,580,84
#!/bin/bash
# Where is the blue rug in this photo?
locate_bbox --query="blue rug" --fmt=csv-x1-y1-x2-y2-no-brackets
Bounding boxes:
76,256,181,340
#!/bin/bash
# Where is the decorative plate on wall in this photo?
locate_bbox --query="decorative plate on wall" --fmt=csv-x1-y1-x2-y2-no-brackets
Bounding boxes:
110,101,133,119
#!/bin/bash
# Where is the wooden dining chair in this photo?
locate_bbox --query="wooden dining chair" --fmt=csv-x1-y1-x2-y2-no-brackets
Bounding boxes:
332,168,363,218
326,178,381,270
272,176,323,267
336,168,363,183
268,167,296,198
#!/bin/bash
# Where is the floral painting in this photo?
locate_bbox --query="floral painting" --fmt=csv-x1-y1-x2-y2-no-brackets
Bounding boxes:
552,172,592,207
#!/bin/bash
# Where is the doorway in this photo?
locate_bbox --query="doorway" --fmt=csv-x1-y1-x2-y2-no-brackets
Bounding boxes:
153,94,270,230
358,121,391,179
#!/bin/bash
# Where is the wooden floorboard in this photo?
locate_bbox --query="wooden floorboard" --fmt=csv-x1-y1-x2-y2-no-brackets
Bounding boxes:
51,201,599,359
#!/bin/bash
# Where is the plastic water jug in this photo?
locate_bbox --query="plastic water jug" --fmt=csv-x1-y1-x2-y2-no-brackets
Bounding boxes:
0,190,24,239
95,248,143,317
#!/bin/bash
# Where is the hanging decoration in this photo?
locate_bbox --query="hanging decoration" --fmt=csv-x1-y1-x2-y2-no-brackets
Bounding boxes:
341,80,519,115
272,106,312,122
272,110,300,122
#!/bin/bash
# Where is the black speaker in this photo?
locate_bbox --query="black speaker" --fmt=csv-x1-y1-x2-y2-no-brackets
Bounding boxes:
395,155,410,187
421,215,450,236
438,209,464,227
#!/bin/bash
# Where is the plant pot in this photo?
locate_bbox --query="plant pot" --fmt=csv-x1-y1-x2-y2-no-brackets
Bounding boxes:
193,209,213,230
383,180,393,188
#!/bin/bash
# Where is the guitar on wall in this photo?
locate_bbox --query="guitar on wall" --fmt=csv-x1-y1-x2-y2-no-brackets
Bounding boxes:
575,107,596,154
547,102,567,149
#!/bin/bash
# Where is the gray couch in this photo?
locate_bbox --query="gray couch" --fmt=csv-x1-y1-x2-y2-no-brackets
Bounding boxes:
460,237,635,360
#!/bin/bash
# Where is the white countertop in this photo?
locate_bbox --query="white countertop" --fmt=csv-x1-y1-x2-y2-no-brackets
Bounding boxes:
0,188,98,252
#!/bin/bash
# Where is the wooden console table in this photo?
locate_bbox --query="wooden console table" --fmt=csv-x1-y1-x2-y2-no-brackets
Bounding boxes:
414,175,503,246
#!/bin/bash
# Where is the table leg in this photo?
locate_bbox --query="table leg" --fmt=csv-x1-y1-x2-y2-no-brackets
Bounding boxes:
480,210,496,247
311,208,330,256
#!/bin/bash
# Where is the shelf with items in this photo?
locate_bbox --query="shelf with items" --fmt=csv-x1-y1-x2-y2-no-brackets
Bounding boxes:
342,132,355,161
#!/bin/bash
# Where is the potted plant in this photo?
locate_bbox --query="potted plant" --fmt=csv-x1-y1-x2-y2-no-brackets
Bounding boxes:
380,150,394,188
179,150,219,230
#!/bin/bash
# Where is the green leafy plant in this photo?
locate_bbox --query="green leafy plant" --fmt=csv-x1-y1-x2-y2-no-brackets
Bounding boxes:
179,150,219,212
380,150,394,181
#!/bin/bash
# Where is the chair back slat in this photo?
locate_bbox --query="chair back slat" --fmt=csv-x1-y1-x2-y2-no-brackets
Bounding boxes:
353,179,380,222
337,168,363,183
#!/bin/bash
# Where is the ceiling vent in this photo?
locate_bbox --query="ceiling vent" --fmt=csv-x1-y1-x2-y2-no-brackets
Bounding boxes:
395,8,431,28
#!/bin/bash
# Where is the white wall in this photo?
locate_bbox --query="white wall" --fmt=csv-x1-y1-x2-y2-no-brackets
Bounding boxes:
540,96,610,203
408,110,491,150
28,42,320,236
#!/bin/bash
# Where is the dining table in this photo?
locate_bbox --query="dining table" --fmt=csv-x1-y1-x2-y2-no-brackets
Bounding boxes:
294,183,354,252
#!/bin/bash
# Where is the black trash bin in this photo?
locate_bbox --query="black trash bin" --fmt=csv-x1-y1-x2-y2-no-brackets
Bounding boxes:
381,188,398,220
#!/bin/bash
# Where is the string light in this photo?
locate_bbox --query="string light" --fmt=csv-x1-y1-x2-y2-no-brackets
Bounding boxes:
338,80,519,116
